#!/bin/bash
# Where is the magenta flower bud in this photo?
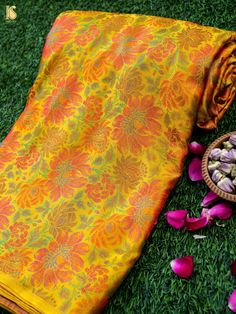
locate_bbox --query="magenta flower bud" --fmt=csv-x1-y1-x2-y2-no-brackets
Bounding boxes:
188,158,203,181
209,148,221,160
218,162,234,175
170,256,194,279
217,177,235,193
201,191,219,207
208,160,221,174
165,210,188,229
184,215,209,231
223,141,234,150
229,134,236,146
231,260,236,277
188,141,206,155
207,202,233,220
228,289,236,312
211,170,225,183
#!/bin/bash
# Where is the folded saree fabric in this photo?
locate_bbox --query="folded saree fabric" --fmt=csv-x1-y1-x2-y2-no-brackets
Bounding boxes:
0,10,235,314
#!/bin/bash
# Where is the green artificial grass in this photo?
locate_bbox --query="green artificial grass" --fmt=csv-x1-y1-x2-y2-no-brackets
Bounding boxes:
0,0,235,313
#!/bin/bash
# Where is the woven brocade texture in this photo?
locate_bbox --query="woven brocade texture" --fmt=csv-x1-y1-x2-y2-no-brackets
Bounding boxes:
0,10,235,314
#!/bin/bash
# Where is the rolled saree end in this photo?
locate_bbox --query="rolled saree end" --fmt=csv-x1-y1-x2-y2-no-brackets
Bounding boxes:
197,36,236,130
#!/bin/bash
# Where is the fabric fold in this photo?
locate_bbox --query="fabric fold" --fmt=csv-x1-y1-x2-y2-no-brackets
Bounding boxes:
0,10,235,314
197,36,236,129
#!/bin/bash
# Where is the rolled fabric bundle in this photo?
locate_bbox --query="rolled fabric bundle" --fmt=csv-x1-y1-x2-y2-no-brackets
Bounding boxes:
0,10,235,314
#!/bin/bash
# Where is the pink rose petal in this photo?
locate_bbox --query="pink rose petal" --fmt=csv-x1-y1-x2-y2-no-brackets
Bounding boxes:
201,208,214,223
165,210,188,229
207,202,233,220
228,289,236,312
170,256,194,279
188,141,206,156
188,158,203,181
184,215,209,231
231,260,236,277
201,190,220,207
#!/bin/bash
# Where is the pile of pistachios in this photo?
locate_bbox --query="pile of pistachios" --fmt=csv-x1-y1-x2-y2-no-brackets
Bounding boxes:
208,134,236,194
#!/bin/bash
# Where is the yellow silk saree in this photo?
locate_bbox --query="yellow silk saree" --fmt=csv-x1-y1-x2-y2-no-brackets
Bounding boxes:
0,10,235,314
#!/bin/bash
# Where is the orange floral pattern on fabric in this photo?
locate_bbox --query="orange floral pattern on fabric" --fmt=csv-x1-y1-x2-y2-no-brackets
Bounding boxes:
0,10,235,314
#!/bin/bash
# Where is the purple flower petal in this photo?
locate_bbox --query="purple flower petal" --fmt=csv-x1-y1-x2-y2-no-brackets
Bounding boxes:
170,256,194,279
201,191,220,207
228,289,236,312
188,141,206,156
165,210,188,229
184,216,209,231
207,202,233,220
188,158,203,181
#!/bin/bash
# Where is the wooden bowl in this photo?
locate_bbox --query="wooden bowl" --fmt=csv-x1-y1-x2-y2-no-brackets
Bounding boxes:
202,131,236,203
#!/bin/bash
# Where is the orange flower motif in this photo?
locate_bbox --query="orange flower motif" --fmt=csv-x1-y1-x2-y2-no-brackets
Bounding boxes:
38,127,68,157
102,15,129,32
16,179,48,209
0,177,6,195
82,265,109,293
106,26,153,70
84,96,103,123
30,232,89,287
165,150,178,162
16,107,40,130
16,144,40,170
0,147,14,170
48,202,78,236
53,13,78,32
148,38,176,62
83,53,109,82
42,14,78,57
16,154,31,170
44,55,70,83
164,128,183,147
122,181,160,241
86,174,115,202
55,232,89,271
46,149,90,201
117,68,144,102
5,222,28,248
30,247,73,288
91,214,126,248
0,197,14,229
189,45,215,84
112,96,162,153
43,75,83,124
43,31,71,58
160,71,188,110
113,156,147,193
3,131,20,151
177,26,212,49
0,249,31,278
75,24,99,46
80,122,111,153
